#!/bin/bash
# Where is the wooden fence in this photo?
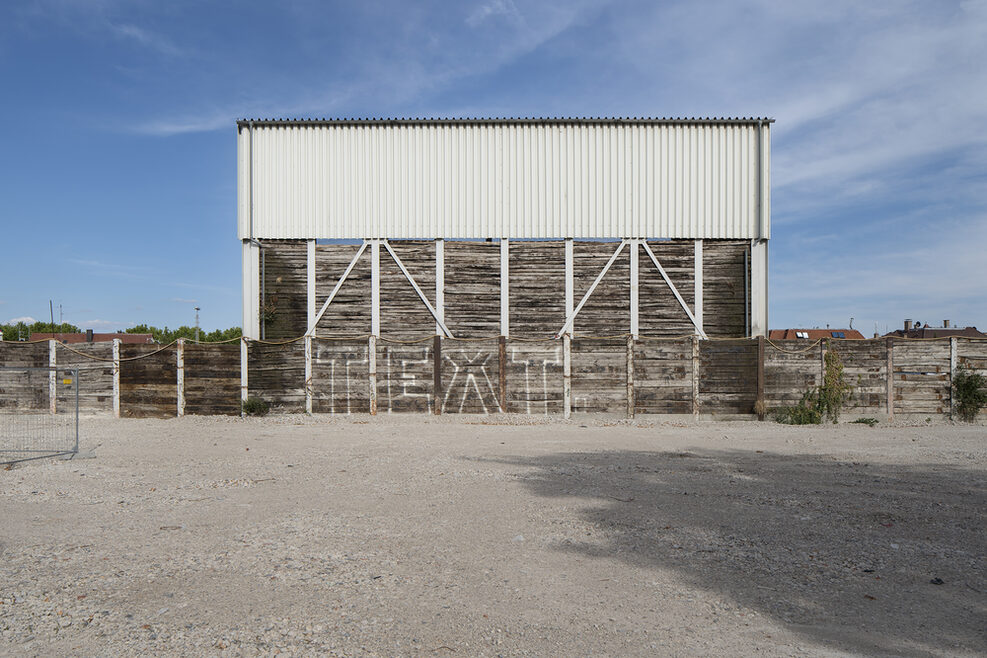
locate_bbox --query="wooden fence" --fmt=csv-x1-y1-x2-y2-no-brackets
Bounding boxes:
1,337,985,419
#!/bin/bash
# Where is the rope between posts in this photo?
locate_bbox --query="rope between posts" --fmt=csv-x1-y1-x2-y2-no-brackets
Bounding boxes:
378,335,436,345
56,340,182,362
765,338,823,354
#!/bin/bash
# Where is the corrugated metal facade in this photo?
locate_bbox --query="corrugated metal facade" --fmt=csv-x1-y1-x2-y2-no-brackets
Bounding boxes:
237,118,771,240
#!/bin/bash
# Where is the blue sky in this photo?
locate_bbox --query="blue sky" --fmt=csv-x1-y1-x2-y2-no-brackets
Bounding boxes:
1,0,984,336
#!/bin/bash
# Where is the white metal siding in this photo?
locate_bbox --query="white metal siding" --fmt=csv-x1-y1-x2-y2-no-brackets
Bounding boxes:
238,121,770,240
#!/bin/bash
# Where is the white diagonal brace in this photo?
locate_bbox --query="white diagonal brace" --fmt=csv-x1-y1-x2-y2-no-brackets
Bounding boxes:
555,239,627,338
382,240,455,338
305,241,368,336
641,241,708,339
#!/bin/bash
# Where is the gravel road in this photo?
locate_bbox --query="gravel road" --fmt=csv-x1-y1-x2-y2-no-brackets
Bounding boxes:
2,414,985,656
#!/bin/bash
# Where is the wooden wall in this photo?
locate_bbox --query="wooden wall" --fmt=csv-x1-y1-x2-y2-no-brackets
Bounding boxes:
444,242,500,338
4,337,986,419
639,241,696,337
504,341,563,414
185,344,241,415
314,243,372,337
0,342,49,411
260,239,308,339
509,241,565,338
56,343,114,414
248,341,305,411
571,338,626,413
312,339,370,414
699,339,758,414
893,341,950,415
634,339,693,414
271,239,751,340
120,345,176,418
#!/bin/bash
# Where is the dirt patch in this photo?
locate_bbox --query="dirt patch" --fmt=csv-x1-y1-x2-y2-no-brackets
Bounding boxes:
2,415,985,655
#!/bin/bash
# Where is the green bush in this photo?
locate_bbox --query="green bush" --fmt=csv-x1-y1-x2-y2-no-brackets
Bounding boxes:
773,345,853,425
242,397,270,416
952,366,987,422
774,389,823,425
851,417,879,427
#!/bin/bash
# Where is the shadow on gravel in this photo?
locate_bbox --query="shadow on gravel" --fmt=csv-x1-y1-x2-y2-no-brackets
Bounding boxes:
484,449,987,656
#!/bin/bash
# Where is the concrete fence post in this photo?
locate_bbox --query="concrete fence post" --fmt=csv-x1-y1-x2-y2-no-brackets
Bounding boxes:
48,339,57,415
177,338,185,417
112,338,121,418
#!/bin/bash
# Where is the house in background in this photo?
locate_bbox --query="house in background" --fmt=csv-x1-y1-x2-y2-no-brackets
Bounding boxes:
29,330,154,344
883,319,985,339
769,328,866,340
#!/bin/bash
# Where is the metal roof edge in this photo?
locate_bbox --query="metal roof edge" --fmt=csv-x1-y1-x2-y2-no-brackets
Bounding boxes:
236,117,775,130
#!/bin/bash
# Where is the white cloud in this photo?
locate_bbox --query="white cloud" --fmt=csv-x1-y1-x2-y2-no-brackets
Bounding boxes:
81,319,129,330
170,297,198,304
7,316,37,324
467,0,526,28
108,22,185,57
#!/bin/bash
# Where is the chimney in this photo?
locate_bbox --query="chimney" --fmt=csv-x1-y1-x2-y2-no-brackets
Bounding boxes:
86,329,93,343
944,320,950,328
904,319,912,331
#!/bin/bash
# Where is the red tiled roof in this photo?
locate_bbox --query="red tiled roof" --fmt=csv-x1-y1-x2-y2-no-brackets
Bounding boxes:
768,329,866,340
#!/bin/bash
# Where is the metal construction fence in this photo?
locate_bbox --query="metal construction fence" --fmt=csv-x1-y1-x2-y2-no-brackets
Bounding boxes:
0,367,79,464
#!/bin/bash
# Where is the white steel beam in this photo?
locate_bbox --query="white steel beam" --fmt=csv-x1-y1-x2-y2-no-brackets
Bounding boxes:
629,239,639,338
641,241,707,339
306,239,316,330
564,238,574,327
556,240,627,338
241,239,261,339
381,240,453,338
435,239,445,336
694,239,703,333
305,241,368,336
750,239,769,337
500,238,509,337
371,239,380,337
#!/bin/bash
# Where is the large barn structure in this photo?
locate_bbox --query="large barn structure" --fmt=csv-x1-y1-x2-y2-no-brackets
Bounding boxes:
238,118,771,343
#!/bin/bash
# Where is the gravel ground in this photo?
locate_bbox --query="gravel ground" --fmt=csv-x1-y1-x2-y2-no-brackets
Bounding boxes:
1,414,985,656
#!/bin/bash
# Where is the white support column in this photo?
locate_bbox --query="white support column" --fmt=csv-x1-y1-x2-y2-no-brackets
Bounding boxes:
241,239,261,339
630,239,639,338
306,239,316,331
500,238,509,337
564,238,574,330
176,338,185,417
694,239,704,334
240,337,249,415
48,340,57,415
112,338,121,418
435,238,444,336
750,239,769,337
304,335,313,414
371,239,381,337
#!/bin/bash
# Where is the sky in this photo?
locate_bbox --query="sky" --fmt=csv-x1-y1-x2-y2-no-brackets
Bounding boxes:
1,0,985,336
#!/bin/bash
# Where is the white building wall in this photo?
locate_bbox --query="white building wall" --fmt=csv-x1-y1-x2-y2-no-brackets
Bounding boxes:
238,119,771,240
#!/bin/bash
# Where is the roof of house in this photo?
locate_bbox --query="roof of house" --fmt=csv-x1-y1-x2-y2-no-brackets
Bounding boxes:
768,329,866,340
30,332,155,344
883,326,986,339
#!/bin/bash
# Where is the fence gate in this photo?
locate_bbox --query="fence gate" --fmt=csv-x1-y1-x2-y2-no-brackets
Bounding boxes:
0,366,79,464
